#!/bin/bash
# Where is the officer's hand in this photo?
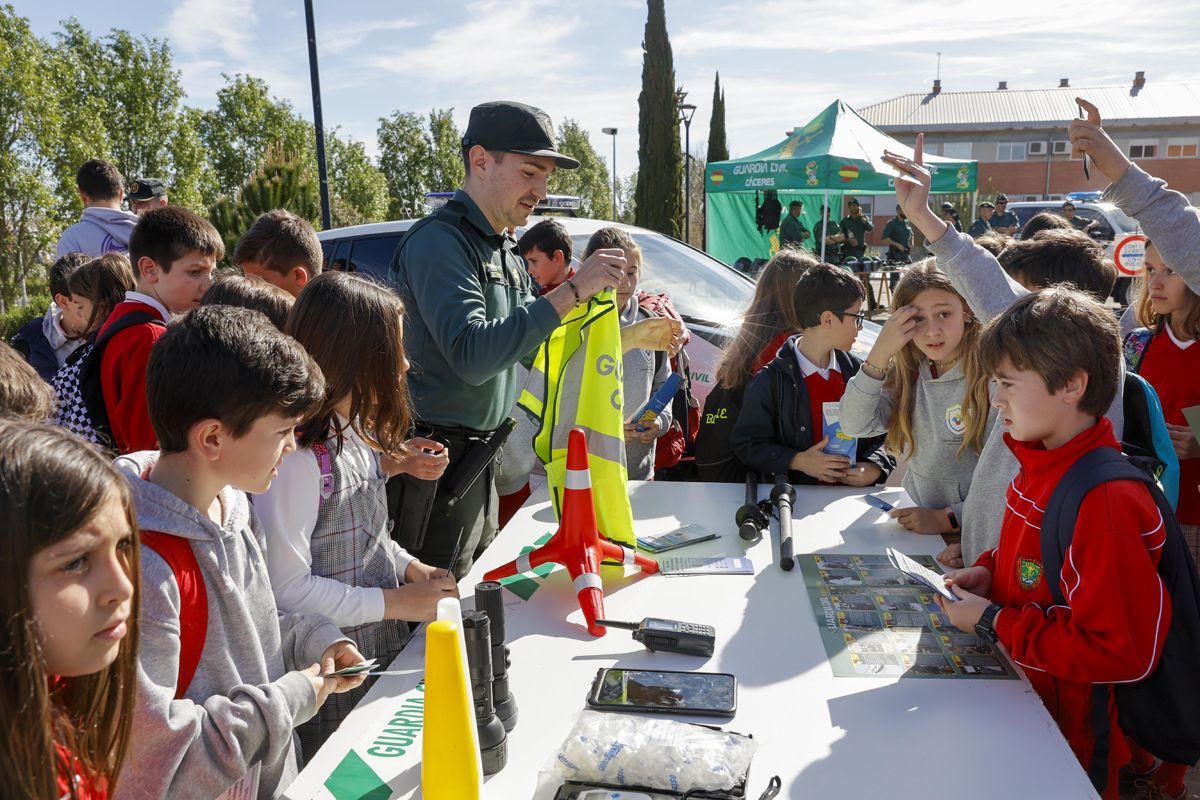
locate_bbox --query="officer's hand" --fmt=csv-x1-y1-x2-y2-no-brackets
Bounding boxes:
573,247,627,301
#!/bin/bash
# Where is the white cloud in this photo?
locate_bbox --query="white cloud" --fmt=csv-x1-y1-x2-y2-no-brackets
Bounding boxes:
166,0,258,60
322,18,420,52
367,0,583,87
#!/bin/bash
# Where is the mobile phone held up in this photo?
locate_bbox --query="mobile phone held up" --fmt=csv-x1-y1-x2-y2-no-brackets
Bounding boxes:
586,667,736,717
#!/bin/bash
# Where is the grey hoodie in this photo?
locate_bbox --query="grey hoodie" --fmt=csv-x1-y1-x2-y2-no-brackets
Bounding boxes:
620,301,674,481
925,227,1126,564
1110,164,1200,338
115,451,349,800
56,206,140,258
840,361,994,522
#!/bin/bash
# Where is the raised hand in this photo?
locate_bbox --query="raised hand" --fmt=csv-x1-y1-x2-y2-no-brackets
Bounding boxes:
881,134,949,244
1068,98,1132,183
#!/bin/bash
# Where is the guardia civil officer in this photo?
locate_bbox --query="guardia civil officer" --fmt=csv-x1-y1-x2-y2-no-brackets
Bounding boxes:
388,101,645,578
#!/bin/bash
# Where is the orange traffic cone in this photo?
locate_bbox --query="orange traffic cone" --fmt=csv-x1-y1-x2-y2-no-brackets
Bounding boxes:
484,427,658,636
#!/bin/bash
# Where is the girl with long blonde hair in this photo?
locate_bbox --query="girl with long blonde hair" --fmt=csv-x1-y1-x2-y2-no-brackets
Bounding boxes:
839,260,993,560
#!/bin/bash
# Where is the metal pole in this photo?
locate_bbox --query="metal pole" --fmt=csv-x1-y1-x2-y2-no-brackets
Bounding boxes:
820,188,829,263
677,102,696,244
304,0,332,231
603,127,618,221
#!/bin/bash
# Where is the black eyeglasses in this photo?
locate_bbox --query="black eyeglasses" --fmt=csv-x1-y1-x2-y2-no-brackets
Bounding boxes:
834,310,866,329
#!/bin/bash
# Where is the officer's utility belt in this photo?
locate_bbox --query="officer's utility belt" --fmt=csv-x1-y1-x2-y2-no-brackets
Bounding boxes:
419,418,517,505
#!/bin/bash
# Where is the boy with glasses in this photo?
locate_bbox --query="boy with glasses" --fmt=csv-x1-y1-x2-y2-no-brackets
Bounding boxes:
731,264,895,486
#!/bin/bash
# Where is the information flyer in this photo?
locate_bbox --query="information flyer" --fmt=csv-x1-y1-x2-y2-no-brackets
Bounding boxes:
798,554,1017,679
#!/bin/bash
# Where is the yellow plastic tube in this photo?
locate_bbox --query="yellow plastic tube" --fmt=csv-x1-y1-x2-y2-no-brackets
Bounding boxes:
421,618,483,799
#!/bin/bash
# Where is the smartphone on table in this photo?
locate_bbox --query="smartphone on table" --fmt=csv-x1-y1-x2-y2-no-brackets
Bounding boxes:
586,667,736,717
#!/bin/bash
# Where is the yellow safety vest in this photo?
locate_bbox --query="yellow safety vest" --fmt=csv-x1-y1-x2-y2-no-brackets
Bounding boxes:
518,289,636,546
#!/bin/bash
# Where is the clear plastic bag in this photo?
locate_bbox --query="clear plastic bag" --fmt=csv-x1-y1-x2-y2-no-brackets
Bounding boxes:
549,710,755,793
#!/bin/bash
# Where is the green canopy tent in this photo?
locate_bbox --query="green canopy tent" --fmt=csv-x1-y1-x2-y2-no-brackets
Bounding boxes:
704,99,977,265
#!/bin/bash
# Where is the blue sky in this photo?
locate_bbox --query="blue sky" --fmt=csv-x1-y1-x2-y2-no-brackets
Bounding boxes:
18,0,1200,186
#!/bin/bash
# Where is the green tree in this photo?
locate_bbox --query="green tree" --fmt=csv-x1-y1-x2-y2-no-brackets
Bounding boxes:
634,0,682,237
198,74,314,208
427,108,464,193
326,129,388,227
208,145,320,259
617,170,638,225
377,110,432,219
0,6,59,309
548,120,612,220
49,20,209,217
707,72,728,164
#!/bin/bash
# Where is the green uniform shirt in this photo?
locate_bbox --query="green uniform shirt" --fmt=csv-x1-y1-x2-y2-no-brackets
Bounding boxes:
389,190,560,431
968,217,992,238
881,216,912,251
779,213,810,247
840,213,873,257
812,217,842,260
991,209,1020,231
1068,214,1095,231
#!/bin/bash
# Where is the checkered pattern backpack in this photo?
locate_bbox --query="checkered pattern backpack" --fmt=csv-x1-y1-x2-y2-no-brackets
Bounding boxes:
50,310,163,450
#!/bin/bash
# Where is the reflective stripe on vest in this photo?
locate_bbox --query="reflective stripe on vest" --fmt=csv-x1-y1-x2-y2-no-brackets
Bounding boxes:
519,289,636,546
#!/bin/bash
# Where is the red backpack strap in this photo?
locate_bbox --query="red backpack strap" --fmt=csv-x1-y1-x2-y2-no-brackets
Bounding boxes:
141,531,208,699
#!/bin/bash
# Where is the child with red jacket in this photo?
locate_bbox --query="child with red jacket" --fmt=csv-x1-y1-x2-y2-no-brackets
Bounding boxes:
934,287,1171,800
98,207,222,454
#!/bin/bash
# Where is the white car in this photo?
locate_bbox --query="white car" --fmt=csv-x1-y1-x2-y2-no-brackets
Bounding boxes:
317,215,879,406
1005,200,1143,303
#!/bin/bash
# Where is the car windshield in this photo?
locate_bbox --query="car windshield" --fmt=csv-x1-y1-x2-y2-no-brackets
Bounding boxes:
570,232,752,327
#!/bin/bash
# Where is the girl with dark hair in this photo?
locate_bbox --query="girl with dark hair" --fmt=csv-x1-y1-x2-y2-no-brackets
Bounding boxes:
694,249,816,482
256,271,458,756
0,420,140,799
66,254,137,339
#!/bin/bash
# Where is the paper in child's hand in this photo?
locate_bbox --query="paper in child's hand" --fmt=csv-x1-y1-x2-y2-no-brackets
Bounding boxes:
324,658,378,677
1183,406,1200,443
886,547,959,603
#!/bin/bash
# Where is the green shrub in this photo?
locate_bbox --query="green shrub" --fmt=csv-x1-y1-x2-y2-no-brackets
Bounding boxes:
0,295,51,341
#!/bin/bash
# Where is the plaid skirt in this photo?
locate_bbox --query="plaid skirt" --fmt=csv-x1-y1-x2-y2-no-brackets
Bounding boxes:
297,436,411,762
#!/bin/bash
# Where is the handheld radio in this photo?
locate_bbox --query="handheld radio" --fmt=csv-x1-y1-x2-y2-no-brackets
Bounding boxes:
595,617,716,657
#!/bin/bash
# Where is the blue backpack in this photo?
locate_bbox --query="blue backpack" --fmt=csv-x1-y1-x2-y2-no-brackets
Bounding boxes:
1122,328,1180,510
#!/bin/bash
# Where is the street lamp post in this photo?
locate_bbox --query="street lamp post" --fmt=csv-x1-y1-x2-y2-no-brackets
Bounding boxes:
678,103,697,244
602,127,618,221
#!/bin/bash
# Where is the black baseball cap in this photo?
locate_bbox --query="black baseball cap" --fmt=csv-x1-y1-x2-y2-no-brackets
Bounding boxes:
128,178,166,201
995,193,1009,203
462,101,580,170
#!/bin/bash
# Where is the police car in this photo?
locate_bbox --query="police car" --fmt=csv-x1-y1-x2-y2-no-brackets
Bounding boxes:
316,197,879,406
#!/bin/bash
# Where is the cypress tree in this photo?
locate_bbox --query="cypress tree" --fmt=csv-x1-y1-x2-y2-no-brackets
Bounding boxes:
707,72,729,163
634,0,682,238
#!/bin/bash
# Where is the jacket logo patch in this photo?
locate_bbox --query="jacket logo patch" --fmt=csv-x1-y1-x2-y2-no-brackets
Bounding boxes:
945,403,965,436
1017,557,1042,591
